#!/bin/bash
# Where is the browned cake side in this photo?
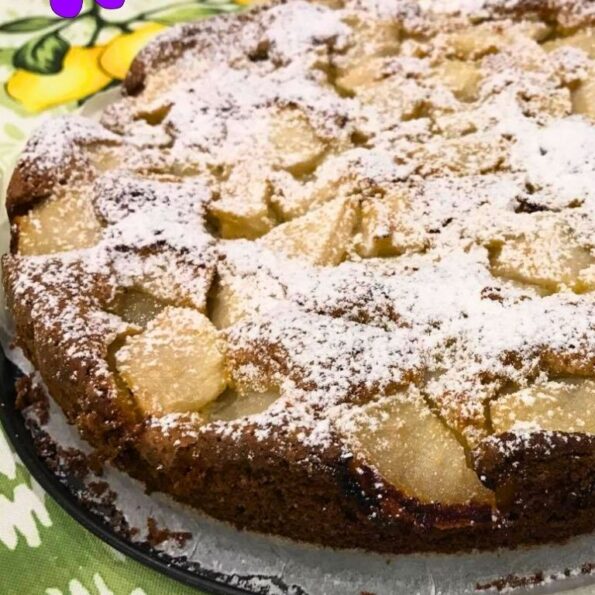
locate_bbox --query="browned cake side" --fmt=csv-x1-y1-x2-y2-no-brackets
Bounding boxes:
4,0,595,554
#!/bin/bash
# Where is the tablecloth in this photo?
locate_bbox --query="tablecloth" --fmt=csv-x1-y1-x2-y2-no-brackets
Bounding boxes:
0,1,250,593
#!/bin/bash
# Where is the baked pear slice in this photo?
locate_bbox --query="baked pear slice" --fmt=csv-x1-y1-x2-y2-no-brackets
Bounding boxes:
338,15,400,80
545,30,595,119
269,108,328,176
204,388,280,422
209,166,277,240
572,68,595,120
260,196,359,266
270,162,356,223
209,246,285,329
491,378,595,435
335,56,389,95
357,76,428,122
357,193,428,258
210,277,251,330
443,26,507,59
271,149,398,222
490,217,594,292
210,271,278,330
109,287,167,328
434,59,482,102
116,307,228,415
15,190,102,256
350,395,494,505
210,273,283,329
544,28,595,58
269,171,319,222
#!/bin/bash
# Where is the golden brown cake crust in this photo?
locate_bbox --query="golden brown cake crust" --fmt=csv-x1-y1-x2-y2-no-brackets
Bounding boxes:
4,0,595,554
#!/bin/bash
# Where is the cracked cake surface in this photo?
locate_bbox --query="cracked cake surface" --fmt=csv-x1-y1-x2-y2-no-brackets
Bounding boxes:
3,0,595,553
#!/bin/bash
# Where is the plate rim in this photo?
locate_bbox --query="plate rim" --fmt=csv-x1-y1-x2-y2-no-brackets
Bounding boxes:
0,353,258,595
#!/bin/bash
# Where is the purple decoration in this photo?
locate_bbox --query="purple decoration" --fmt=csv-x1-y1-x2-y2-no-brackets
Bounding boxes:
50,0,126,18
50,0,84,18
95,0,126,8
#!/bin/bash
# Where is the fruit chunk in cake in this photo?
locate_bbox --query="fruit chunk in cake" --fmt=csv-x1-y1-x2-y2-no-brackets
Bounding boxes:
490,378,595,435
109,287,167,328
210,273,278,330
356,76,428,122
336,13,400,92
489,216,594,292
344,14,400,65
544,28,595,58
260,196,359,265
357,193,427,257
269,108,328,176
350,395,494,505
205,388,280,422
545,29,595,120
115,307,228,415
209,248,285,329
443,26,507,59
210,276,250,330
335,56,389,95
572,69,595,120
434,60,482,101
270,170,340,222
271,149,401,222
209,165,276,240
15,190,102,256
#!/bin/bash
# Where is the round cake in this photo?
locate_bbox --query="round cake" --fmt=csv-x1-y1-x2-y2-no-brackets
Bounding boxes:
4,0,595,554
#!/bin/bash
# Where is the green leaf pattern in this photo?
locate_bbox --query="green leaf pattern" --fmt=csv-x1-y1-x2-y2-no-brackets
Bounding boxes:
0,1,248,593
0,17,61,33
13,32,70,74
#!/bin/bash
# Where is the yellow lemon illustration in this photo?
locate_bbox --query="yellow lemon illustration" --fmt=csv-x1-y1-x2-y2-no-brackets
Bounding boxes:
7,46,111,113
100,23,166,80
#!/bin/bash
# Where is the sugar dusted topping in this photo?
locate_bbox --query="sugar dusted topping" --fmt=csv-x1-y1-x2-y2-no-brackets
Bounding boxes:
5,0,595,467
420,0,595,27
18,116,120,168
510,117,595,208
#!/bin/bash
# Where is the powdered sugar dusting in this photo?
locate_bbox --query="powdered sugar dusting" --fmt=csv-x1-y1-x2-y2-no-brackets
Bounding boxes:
5,0,595,498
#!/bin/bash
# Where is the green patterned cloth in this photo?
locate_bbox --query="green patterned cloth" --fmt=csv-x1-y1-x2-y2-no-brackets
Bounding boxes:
0,1,247,593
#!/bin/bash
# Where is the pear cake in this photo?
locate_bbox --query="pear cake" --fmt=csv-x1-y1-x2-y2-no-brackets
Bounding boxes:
4,0,595,554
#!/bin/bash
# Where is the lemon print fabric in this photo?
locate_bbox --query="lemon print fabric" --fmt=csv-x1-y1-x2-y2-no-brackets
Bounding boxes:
100,22,166,80
7,46,110,112
7,22,167,112
2,1,244,114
